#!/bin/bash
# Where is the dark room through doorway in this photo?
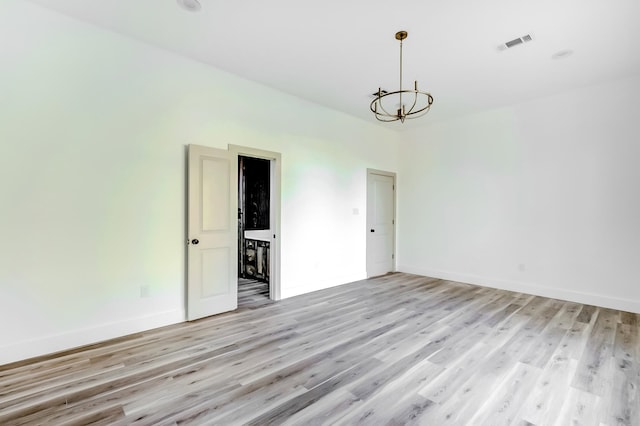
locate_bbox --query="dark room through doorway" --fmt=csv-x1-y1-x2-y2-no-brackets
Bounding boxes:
238,155,271,306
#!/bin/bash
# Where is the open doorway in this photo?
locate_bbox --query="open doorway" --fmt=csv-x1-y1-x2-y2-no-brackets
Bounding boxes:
238,155,271,306
231,144,281,307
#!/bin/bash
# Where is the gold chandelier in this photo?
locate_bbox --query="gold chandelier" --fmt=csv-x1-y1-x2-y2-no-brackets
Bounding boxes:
370,31,434,123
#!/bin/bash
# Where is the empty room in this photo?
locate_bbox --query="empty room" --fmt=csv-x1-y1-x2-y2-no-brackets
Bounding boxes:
1,0,639,424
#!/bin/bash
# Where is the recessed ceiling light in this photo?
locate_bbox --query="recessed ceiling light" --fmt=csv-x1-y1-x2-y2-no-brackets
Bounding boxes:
177,0,202,12
552,49,574,60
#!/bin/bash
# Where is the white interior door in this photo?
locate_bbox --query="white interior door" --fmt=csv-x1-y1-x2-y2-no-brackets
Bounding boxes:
187,144,238,321
367,170,396,277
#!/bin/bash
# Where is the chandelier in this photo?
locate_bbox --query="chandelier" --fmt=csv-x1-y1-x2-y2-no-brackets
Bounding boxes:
370,31,434,123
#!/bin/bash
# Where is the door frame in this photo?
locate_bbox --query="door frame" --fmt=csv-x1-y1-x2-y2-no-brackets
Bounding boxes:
366,168,397,278
230,144,282,301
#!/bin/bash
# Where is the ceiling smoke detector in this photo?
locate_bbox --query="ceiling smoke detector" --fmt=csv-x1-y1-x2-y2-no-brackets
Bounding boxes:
497,34,533,51
177,0,202,12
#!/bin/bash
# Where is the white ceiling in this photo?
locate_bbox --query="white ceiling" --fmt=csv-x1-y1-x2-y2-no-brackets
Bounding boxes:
26,0,640,130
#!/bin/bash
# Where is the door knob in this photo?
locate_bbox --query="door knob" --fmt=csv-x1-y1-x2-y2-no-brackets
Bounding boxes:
191,239,199,245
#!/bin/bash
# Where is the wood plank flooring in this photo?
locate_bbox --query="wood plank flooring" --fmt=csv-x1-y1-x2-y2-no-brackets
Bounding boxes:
238,278,270,308
1,273,638,425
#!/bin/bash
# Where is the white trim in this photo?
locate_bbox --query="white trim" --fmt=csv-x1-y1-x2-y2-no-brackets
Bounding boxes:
398,264,640,314
229,144,282,301
0,309,183,366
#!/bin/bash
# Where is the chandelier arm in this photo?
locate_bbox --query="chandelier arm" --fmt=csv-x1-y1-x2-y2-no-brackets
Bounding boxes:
405,107,431,120
369,88,383,115
403,93,433,119
370,93,398,119
371,104,398,121
371,102,400,122
372,98,402,122
375,114,400,122
405,87,419,115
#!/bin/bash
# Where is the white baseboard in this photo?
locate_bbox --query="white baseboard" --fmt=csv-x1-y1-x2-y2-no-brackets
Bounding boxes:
397,264,640,314
0,309,184,366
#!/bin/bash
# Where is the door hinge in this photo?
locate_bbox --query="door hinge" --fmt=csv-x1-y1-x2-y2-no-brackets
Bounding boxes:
392,254,395,259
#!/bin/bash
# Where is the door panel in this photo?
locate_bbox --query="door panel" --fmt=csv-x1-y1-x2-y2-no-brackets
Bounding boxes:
201,248,230,297
187,144,237,321
367,171,395,277
201,157,230,231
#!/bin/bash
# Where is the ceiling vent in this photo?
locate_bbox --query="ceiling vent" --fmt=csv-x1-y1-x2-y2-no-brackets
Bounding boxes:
498,34,533,51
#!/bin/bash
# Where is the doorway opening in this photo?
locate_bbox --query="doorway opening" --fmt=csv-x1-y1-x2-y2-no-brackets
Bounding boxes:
238,155,273,307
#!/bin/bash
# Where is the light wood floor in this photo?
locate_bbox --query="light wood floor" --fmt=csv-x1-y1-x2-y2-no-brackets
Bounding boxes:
238,278,270,308
1,273,638,425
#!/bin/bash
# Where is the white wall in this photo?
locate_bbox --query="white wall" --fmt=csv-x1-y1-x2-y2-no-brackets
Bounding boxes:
398,74,640,313
0,1,399,365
